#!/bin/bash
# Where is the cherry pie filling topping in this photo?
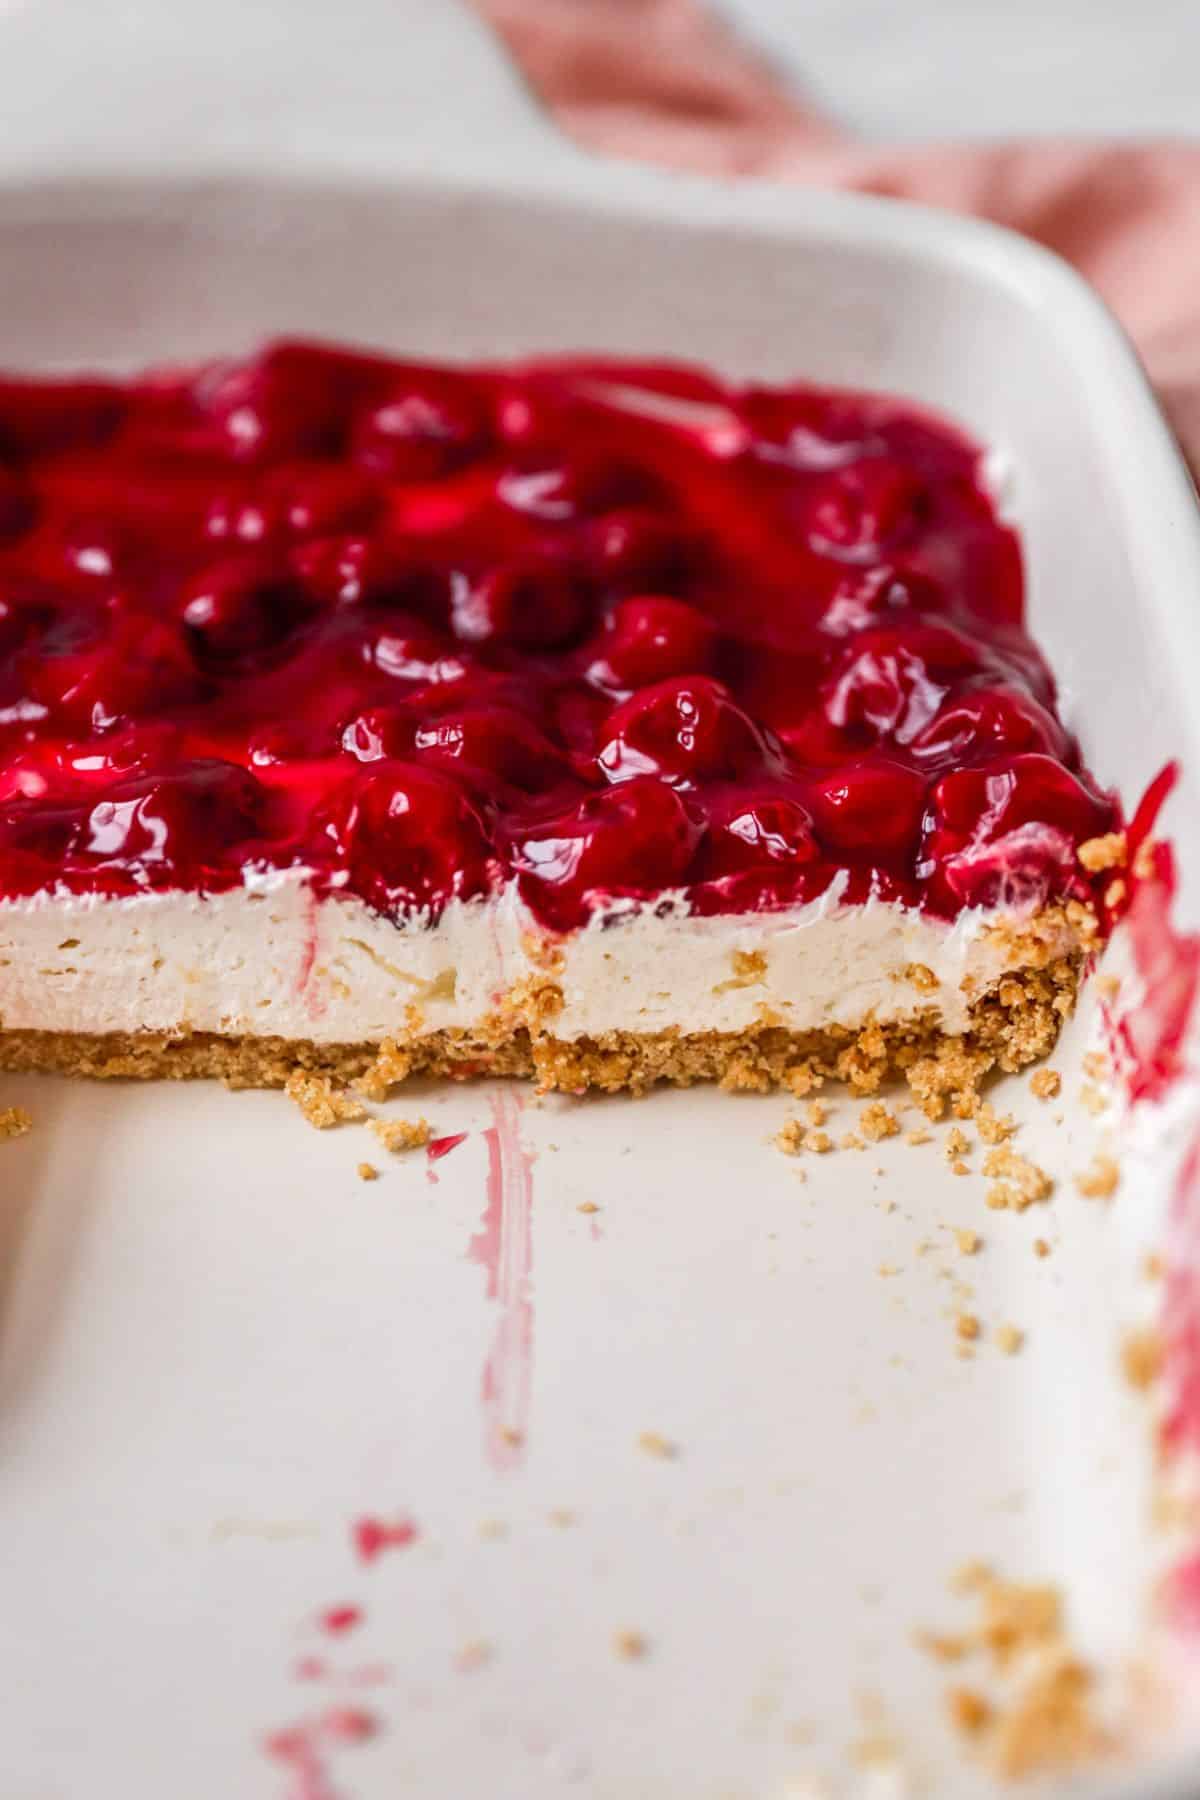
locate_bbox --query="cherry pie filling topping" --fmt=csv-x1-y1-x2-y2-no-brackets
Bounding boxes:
0,342,1117,932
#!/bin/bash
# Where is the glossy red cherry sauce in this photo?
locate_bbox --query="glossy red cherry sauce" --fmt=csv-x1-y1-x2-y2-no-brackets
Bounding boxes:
0,340,1117,931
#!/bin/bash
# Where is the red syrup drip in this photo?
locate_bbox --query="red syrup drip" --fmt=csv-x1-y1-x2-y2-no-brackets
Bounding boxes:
427,1130,468,1161
318,1605,362,1636
0,341,1117,929
351,1514,418,1564
468,1090,534,1469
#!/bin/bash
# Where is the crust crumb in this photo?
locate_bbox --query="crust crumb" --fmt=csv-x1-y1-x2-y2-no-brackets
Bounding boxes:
860,1101,900,1142
0,1104,32,1141
951,1158,970,1176
906,962,939,992
806,1098,828,1128
976,1104,1016,1145
1075,1154,1119,1199
945,1126,971,1160
1030,1068,1061,1100
996,1324,1024,1355
994,1653,1110,1779
636,1431,677,1460
775,1119,805,1156
370,1116,432,1153
956,1312,981,1342
839,1130,865,1151
613,1629,648,1661
1034,1238,1051,1258
285,1072,368,1130
1082,1051,1107,1080
983,1146,1053,1211
356,1162,378,1182
577,1200,600,1215
947,1686,993,1735
954,1229,981,1256
353,1037,415,1101
453,1639,493,1674
1120,1327,1163,1391
1080,1083,1108,1116
1077,832,1126,873
906,1127,933,1146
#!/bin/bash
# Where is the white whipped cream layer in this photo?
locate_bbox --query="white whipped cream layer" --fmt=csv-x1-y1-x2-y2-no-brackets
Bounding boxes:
0,872,1066,1046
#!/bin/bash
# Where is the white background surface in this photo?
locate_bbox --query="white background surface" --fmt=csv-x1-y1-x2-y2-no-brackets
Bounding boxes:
721,0,1200,138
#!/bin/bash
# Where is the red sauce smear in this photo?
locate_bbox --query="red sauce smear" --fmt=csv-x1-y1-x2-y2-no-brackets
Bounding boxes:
318,1604,362,1637
468,1090,535,1469
427,1130,469,1162
351,1514,419,1564
0,341,1117,929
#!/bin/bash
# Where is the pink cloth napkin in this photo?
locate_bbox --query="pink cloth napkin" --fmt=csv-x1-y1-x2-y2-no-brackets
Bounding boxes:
473,0,1200,468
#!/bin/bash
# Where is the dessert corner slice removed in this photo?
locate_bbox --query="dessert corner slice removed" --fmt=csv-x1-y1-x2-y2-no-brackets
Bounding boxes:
0,342,1118,1109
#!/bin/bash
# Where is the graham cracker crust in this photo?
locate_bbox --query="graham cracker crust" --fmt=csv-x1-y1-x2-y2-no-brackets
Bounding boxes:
0,955,1080,1115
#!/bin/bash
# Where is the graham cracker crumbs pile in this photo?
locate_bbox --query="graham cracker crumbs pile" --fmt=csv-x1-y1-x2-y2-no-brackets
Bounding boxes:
1120,1327,1163,1392
860,1102,900,1142
983,1146,1053,1212
0,1104,32,1141
922,1566,1113,1780
284,1072,368,1130
1077,832,1126,874
977,1104,1017,1145
370,1116,432,1154
775,1119,833,1156
1029,1068,1061,1101
1075,1153,1120,1200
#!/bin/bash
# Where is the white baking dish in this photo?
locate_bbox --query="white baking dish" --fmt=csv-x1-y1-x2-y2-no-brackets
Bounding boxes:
1,5,1198,1797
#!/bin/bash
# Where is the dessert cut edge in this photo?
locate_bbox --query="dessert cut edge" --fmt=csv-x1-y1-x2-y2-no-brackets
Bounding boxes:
0,342,1122,1105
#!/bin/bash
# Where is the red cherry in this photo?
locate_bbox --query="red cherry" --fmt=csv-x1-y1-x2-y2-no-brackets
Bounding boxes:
807,761,928,857
0,470,35,542
360,618,466,685
911,685,1069,766
820,564,946,636
179,554,308,663
81,760,265,871
699,787,819,878
805,459,928,557
291,535,448,620
511,777,702,928
350,373,490,481
206,465,382,547
451,558,586,650
192,345,348,464
29,612,200,731
334,763,494,914
586,508,697,593
589,595,717,689
0,379,125,458
596,676,780,785
921,754,1113,911
0,759,264,880
413,705,564,793
496,455,664,523
339,706,416,764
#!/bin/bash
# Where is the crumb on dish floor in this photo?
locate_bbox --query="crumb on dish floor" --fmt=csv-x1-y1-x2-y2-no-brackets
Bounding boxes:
1075,1154,1120,1199
0,1104,31,1141
370,1116,432,1153
285,1072,368,1130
